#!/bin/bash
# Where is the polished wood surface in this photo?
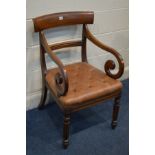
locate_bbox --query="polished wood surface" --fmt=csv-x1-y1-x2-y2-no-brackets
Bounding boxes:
85,25,124,79
38,33,48,109
39,31,69,96
33,11,124,149
63,113,71,148
33,11,94,32
112,93,121,129
49,40,82,50
81,24,87,62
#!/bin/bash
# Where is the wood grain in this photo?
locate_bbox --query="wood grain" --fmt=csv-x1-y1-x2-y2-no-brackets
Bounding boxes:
33,11,94,32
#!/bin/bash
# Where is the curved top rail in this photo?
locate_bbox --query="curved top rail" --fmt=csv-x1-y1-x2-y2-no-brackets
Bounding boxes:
33,11,94,32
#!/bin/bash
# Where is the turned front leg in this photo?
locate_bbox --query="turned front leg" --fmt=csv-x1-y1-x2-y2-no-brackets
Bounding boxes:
111,93,121,129
63,112,71,149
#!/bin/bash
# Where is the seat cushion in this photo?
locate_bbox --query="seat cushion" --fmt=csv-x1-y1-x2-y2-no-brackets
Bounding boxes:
46,62,122,109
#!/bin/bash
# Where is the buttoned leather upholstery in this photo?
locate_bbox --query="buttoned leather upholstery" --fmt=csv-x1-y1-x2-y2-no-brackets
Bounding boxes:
46,62,122,109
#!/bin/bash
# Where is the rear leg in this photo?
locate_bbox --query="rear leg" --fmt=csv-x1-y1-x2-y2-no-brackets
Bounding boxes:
38,79,47,109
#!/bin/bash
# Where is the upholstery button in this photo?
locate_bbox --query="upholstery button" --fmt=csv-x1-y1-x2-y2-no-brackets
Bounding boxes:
76,66,80,69
72,81,77,84
88,84,92,88
90,68,94,72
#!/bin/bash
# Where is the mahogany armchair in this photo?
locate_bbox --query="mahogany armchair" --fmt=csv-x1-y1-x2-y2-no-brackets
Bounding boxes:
33,11,124,149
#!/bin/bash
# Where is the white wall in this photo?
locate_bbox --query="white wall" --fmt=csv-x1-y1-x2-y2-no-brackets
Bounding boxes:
26,0,129,110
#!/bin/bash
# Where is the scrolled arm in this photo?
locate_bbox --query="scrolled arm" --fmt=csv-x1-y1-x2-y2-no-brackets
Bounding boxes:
85,25,124,79
39,32,68,96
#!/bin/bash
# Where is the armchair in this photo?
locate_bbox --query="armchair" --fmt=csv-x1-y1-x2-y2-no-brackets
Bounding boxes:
33,11,124,149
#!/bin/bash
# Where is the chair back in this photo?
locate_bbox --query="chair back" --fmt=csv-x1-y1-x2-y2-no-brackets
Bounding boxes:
33,11,94,32
33,11,94,62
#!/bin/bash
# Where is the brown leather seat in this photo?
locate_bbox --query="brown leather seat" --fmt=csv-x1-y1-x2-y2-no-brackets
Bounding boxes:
46,62,122,109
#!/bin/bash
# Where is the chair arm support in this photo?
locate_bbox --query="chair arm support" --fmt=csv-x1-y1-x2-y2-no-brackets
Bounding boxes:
39,32,68,96
85,25,124,79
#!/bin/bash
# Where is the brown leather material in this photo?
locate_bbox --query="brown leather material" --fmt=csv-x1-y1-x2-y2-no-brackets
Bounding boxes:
46,62,122,109
33,12,124,148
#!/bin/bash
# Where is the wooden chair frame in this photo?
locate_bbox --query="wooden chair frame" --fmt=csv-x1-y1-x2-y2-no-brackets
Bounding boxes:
33,11,124,149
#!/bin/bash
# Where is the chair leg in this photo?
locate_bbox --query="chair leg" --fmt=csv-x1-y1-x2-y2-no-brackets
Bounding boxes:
111,93,121,129
63,112,71,149
38,83,47,110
